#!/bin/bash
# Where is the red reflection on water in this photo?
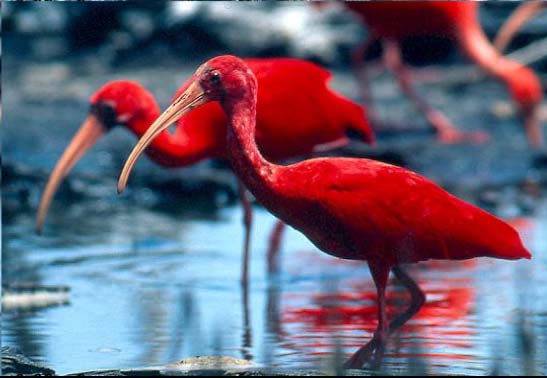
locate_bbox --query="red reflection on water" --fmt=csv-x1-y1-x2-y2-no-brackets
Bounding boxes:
391,352,473,361
284,284,473,330
278,257,477,364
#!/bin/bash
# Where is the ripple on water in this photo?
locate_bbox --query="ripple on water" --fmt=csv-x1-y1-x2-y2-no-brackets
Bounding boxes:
3,199,546,375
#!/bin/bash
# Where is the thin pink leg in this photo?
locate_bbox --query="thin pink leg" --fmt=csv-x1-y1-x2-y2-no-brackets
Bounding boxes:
343,265,425,370
344,263,389,369
383,39,489,145
267,220,286,276
389,266,426,333
238,181,253,287
241,274,253,360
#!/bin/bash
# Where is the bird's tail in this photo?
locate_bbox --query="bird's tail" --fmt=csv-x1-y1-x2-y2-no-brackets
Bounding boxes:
436,197,532,262
470,211,532,261
487,228,532,261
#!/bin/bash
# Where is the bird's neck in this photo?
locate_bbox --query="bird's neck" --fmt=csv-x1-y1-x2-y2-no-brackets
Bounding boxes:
224,93,279,199
127,107,219,167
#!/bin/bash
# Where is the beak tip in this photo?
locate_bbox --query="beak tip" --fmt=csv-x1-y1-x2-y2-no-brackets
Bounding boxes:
117,183,125,195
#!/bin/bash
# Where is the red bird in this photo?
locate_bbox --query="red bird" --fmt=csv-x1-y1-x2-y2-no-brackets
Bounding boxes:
345,1,544,147
117,56,531,368
36,58,374,284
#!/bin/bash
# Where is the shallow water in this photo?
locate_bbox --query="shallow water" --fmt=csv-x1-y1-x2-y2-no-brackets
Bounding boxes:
3,27,547,374
3,196,546,375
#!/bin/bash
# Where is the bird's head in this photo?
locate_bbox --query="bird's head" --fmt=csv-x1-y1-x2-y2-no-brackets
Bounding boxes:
35,80,158,233
197,55,257,103
90,80,158,130
117,55,255,193
507,67,544,149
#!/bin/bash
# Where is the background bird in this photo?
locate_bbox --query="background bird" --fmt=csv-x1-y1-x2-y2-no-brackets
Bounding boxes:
345,1,544,148
36,58,374,285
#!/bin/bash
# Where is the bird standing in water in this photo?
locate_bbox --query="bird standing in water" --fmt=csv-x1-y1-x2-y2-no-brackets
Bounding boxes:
345,1,544,148
36,58,374,284
118,55,531,368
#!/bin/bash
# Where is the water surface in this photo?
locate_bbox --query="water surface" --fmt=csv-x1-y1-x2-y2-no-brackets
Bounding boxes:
3,198,546,375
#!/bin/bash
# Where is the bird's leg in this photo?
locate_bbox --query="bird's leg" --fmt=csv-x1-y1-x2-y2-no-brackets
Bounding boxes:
382,39,489,144
267,220,286,276
388,265,426,333
266,280,285,339
494,1,547,53
344,263,390,370
352,35,382,127
241,271,253,360
238,180,254,359
238,180,253,287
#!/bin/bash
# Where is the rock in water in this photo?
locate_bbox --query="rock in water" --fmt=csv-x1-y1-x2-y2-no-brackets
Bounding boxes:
165,355,257,371
1,347,55,376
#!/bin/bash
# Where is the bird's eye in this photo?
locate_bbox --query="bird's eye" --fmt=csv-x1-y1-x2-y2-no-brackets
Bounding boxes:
209,71,221,85
90,101,117,130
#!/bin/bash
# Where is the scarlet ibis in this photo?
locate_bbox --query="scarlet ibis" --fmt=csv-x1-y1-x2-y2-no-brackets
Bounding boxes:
117,55,531,368
494,1,547,53
36,58,374,285
346,1,544,147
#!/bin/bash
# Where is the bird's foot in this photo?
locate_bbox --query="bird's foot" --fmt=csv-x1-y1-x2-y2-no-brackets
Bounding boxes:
436,128,490,145
343,335,385,370
428,111,490,145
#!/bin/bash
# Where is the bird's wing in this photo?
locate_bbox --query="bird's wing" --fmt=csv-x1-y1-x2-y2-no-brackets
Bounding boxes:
281,158,529,263
242,58,354,160
245,58,332,84
246,58,334,108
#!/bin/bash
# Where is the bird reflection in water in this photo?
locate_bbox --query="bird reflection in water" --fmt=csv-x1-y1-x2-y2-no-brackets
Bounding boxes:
275,258,477,370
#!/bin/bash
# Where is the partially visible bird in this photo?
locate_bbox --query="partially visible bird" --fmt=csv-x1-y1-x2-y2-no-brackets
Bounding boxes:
117,55,531,368
345,1,544,148
36,58,374,284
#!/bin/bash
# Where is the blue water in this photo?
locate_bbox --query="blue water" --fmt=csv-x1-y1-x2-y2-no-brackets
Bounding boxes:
3,200,546,375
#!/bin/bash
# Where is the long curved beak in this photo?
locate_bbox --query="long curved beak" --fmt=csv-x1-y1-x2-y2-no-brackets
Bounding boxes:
117,81,207,194
36,115,105,234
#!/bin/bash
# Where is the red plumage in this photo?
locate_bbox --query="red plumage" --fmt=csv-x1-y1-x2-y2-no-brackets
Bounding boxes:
273,158,530,264
346,1,476,38
119,55,532,367
87,58,373,167
173,58,373,163
38,57,373,284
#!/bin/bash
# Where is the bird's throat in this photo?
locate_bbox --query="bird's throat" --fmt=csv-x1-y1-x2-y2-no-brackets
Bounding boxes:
225,98,278,200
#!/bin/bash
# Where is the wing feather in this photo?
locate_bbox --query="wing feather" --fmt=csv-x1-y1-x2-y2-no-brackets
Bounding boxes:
279,158,530,263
